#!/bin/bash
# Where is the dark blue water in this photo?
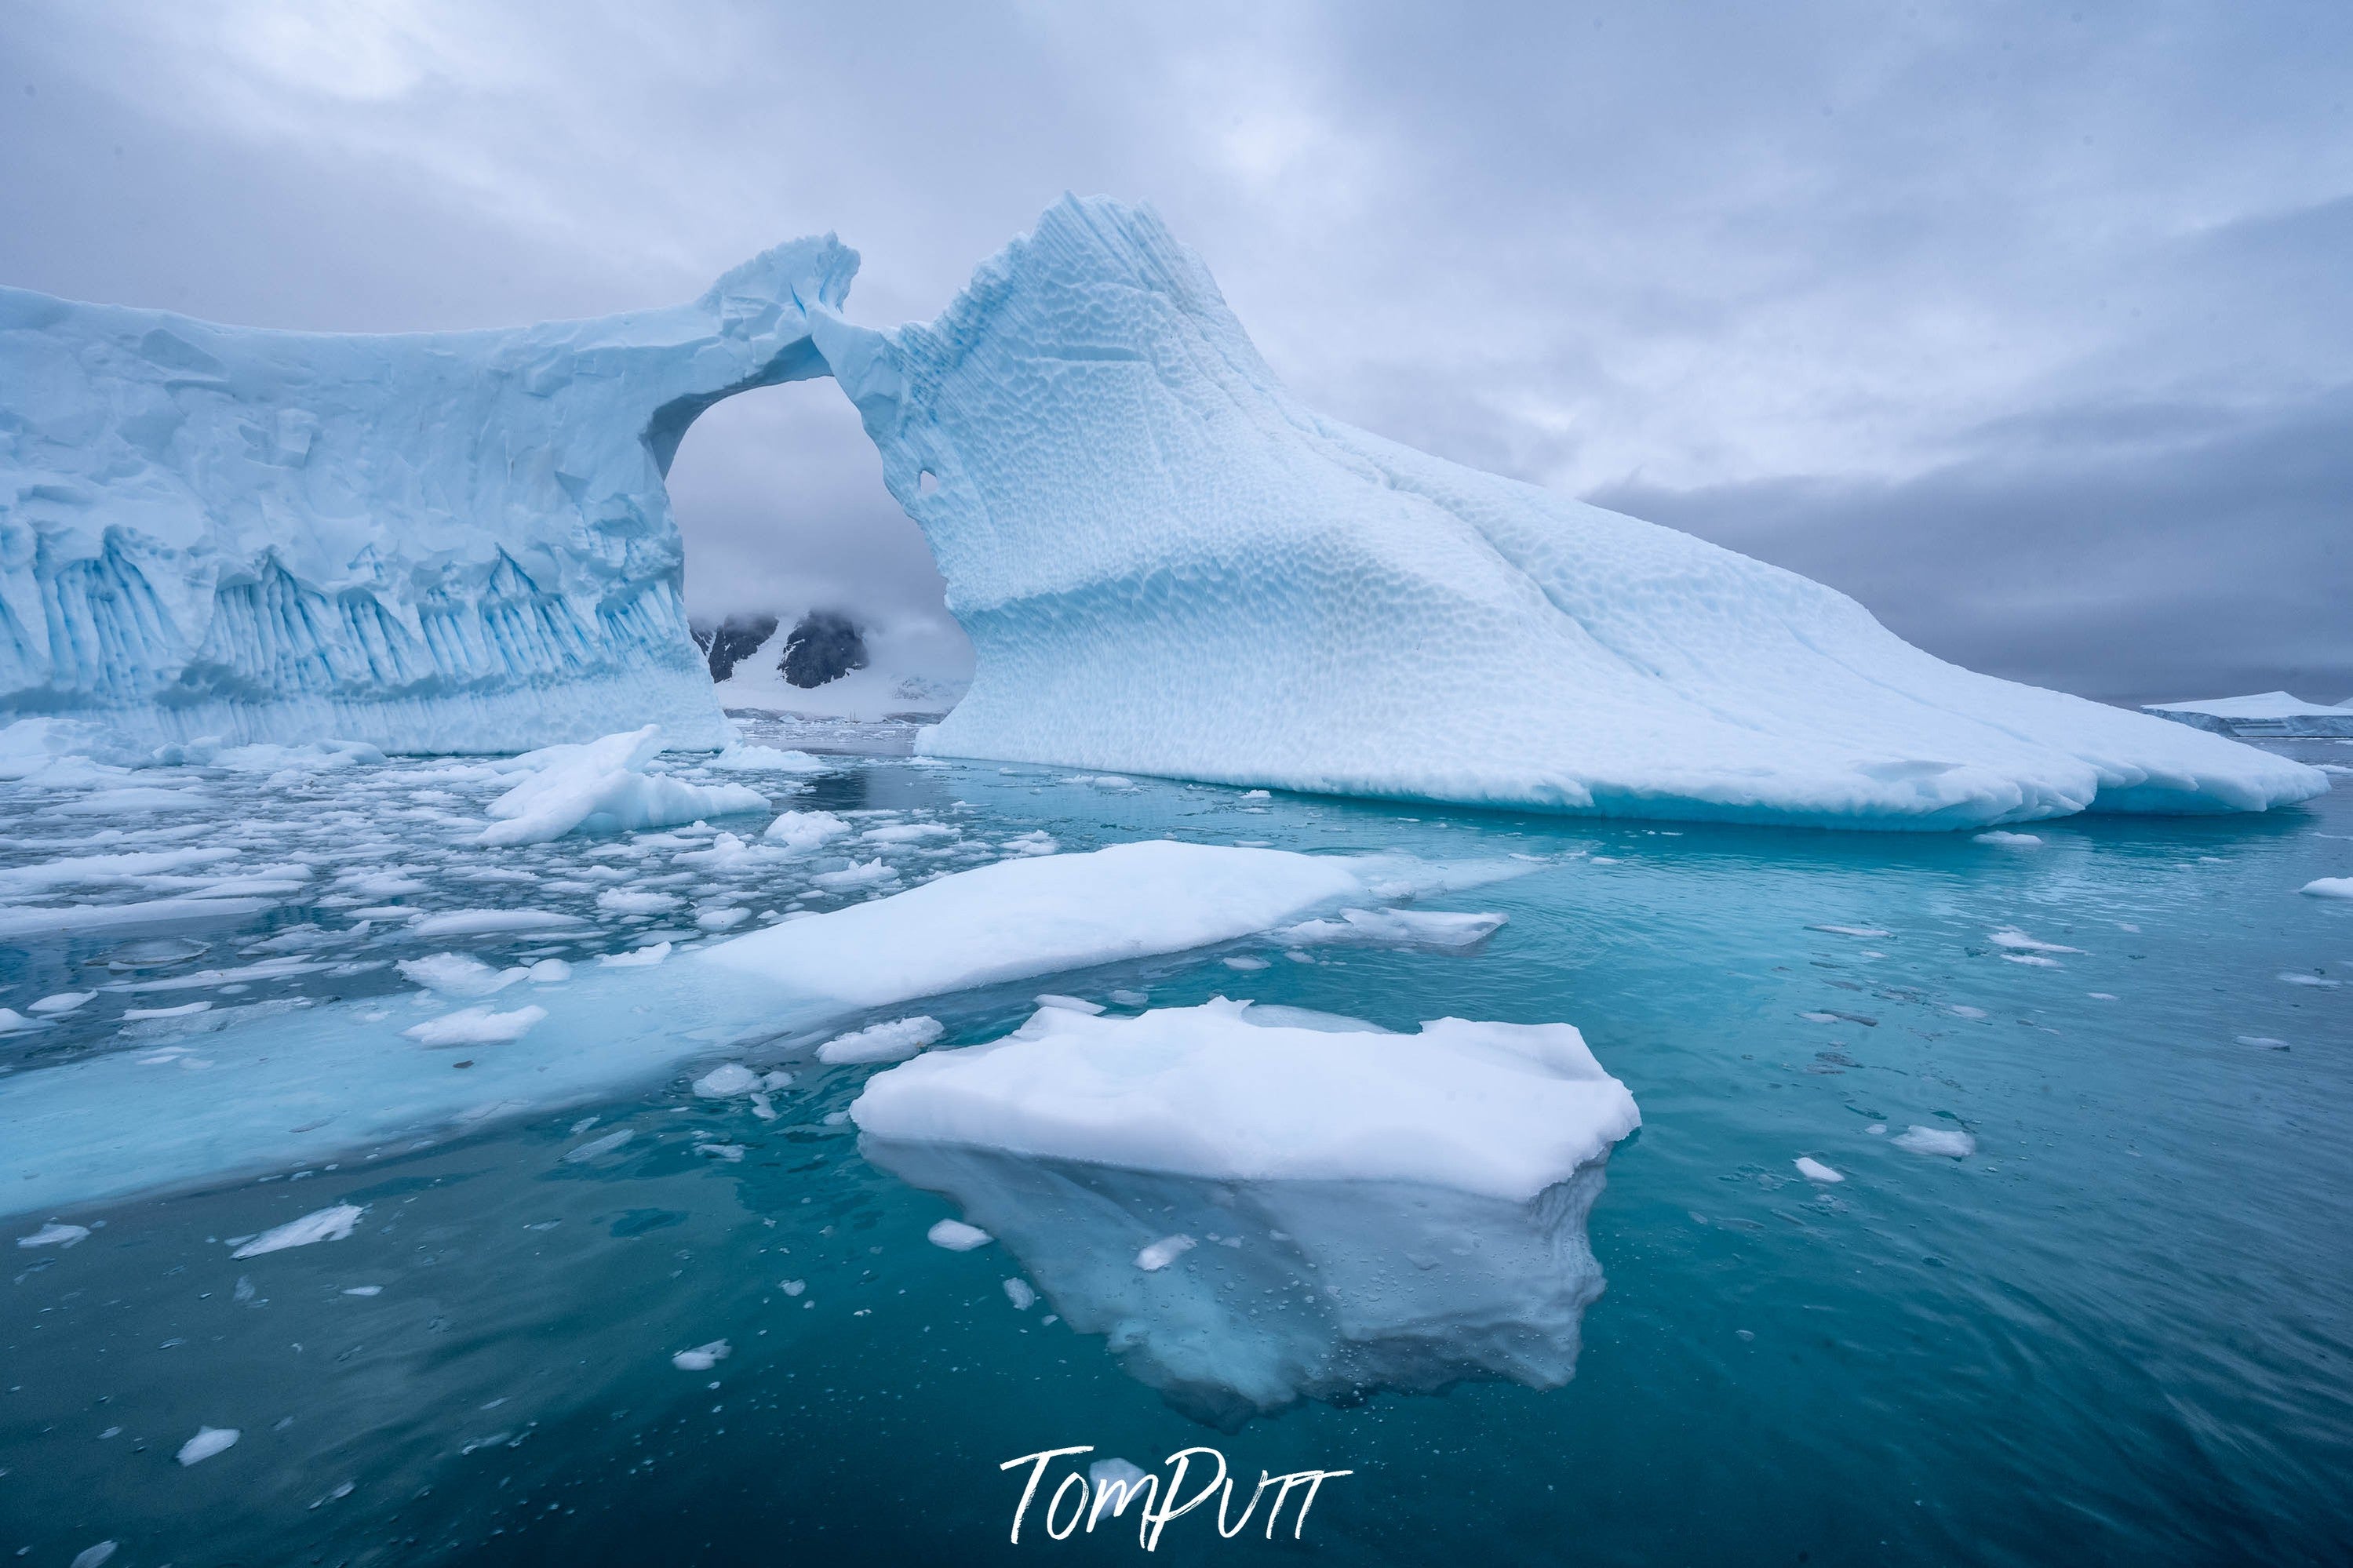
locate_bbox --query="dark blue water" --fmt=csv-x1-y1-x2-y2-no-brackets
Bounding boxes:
2,736,2348,1566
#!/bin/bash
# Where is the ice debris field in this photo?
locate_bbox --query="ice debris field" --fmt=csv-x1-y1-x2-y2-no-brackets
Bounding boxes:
0,196,2323,827
0,716,2348,1562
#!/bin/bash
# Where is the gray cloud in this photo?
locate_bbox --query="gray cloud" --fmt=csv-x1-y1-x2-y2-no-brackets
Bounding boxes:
2,0,2346,695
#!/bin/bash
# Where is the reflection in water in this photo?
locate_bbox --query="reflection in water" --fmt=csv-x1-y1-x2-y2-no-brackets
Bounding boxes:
863,1137,1610,1428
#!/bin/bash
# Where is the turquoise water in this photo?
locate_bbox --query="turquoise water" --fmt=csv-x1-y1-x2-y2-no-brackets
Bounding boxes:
2,735,2348,1565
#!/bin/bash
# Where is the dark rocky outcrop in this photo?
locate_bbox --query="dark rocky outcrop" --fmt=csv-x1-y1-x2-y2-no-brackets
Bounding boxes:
781,610,869,689
690,613,779,682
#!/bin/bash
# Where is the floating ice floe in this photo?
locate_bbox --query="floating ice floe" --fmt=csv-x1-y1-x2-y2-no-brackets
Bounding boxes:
927,1218,993,1251
851,996,1638,1201
671,1340,730,1371
818,1017,945,1065
1794,1157,1845,1183
231,1203,362,1257
1892,1126,1976,1159
1274,907,1505,950
480,729,767,846
2301,878,2353,900
177,1427,239,1466
403,1006,546,1047
1973,831,2043,847
0,841,1532,1218
16,1221,89,1248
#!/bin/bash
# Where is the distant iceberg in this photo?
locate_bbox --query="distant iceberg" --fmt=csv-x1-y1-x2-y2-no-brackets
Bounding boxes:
2,197,2326,824
2143,692,2353,738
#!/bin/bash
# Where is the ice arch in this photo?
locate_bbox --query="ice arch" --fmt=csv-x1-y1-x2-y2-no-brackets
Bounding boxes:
0,198,2324,825
0,238,857,752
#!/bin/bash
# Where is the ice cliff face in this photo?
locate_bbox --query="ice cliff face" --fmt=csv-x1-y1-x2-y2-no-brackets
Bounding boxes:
0,238,856,751
811,198,2324,827
2,196,2325,823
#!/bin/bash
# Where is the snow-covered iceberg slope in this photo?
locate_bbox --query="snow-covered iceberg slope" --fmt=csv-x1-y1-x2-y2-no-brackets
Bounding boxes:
0,239,857,751
7,194,2322,820
813,198,2324,828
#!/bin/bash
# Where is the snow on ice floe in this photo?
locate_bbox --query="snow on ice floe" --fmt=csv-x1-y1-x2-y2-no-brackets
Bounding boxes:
0,841,1513,1217
851,997,1639,1201
402,1005,547,1047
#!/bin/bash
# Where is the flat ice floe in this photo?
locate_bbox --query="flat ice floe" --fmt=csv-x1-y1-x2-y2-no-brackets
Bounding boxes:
856,997,1638,1421
851,999,1640,1200
0,842,1517,1218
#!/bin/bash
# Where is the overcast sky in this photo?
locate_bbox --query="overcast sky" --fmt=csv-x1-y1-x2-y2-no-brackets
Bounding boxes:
4,1,2346,701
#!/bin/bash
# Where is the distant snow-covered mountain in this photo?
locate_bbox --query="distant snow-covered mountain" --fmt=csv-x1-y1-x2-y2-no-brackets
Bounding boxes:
691,609,967,720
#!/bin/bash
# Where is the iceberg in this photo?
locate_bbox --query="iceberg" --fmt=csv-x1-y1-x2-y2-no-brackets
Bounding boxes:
2143,692,2353,738
4,196,2322,824
0,238,859,751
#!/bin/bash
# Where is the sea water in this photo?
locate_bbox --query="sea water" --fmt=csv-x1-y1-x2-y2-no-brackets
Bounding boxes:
2,728,2347,1565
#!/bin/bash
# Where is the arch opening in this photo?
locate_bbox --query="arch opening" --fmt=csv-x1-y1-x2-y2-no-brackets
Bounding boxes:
660,375,971,726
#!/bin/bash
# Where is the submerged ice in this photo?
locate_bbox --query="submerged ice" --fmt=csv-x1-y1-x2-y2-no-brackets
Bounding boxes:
5,198,2323,824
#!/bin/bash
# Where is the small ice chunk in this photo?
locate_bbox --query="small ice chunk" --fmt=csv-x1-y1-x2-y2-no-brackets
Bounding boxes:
1808,925,1891,938
1276,907,1506,950
402,1005,546,1047
1948,1004,1988,1019
1972,831,2042,846
693,1063,759,1098
564,1129,633,1162
122,1000,212,1020
762,809,851,851
1135,1234,1197,1271
2235,1035,2291,1050
527,959,572,983
2299,877,2353,900
176,1426,240,1465
599,941,672,968
1090,1457,1149,1508
817,1016,945,1065
1222,955,1271,971
779,1279,807,1297
1987,927,2083,954
0,1006,42,1033
596,889,680,915
31,991,97,1013
17,1221,90,1248
812,858,895,890
232,1203,363,1257
397,953,527,996
670,1339,730,1371
1108,989,1149,1006
1240,789,1271,800
927,1218,993,1251
1003,1278,1036,1309
696,908,750,931
696,1143,746,1161
2278,972,2340,988
1892,1126,1976,1159
1794,1156,1845,1184
1033,993,1104,1014
342,1285,383,1296
410,908,585,937
71,1543,118,1568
